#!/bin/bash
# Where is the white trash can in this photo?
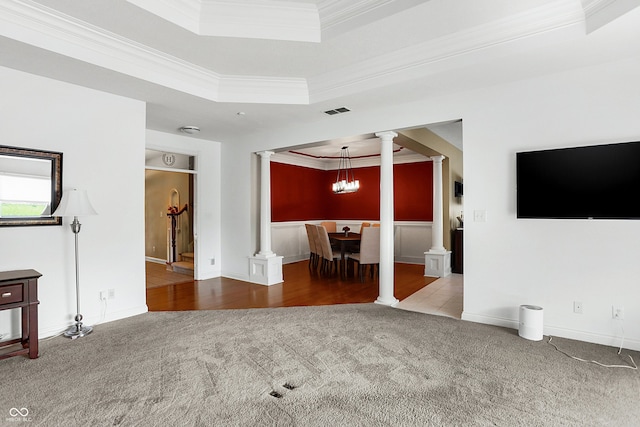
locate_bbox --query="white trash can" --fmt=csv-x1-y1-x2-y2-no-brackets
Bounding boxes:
519,305,544,341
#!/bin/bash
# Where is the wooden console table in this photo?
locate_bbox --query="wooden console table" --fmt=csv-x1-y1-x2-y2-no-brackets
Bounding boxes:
0,269,41,360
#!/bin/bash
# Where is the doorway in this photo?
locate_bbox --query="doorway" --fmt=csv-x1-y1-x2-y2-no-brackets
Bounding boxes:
145,150,196,288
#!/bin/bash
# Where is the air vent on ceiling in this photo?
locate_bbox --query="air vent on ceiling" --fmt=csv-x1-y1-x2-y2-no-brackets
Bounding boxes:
324,106,351,115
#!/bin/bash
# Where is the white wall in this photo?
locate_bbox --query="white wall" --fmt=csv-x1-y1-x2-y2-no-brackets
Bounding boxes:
146,130,222,280
222,56,640,350
0,66,147,340
461,57,640,350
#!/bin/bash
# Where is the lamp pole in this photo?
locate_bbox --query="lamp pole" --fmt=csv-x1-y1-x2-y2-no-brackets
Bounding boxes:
64,215,92,338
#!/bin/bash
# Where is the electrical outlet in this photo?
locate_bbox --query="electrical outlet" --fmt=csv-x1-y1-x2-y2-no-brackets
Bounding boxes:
573,301,583,314
612,306,624,320
108,289,115,300
211,258,215,265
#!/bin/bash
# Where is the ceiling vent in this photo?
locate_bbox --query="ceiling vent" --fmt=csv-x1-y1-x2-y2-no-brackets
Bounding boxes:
324,106,351,115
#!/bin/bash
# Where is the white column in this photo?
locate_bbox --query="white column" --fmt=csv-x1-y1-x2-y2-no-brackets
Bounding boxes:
375,131,399,306
425,155,451,277
430,155,446,253
256,151,275,258
249,151,283,285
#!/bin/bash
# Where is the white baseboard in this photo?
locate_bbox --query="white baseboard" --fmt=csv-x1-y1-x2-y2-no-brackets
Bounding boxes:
461,311,640,351
39,304,149,340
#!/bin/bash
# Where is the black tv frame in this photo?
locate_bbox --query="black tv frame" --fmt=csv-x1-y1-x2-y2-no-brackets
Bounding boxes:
516,141,640,220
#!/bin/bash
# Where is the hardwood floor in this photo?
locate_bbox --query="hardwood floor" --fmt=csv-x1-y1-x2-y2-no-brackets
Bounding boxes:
146,260,439,311
145,261,193,289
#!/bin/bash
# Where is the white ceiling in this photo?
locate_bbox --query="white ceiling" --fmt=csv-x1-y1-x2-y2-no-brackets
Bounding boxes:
1,0,639,149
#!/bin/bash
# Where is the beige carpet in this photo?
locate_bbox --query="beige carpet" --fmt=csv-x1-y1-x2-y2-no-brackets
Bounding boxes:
1,304,638,426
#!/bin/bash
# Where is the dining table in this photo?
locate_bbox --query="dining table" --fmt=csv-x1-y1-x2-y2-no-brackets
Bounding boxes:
328,232,360,276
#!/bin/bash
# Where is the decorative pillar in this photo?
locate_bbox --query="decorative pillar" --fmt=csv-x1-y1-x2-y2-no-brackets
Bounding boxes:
375,131,399,306
425,155,451,277
257,151,275,257
249,151,283,285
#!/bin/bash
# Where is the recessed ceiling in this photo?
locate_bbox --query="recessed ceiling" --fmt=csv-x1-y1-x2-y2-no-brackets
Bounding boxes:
0,0,638,143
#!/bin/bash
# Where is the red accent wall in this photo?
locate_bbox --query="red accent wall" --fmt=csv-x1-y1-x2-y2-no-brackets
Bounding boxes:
271,163,328,221
271,161,433,222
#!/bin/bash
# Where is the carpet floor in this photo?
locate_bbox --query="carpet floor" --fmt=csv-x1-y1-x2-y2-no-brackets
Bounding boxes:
1,304,638,426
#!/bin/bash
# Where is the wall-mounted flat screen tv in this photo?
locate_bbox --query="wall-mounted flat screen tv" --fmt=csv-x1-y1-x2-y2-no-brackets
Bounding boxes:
516,141,640,219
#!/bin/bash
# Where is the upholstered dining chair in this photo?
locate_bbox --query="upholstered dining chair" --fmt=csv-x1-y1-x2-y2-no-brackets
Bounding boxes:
305,224,320,270
359,222,371,234
320,221,337,233
348,226,380,282
316,224,341,276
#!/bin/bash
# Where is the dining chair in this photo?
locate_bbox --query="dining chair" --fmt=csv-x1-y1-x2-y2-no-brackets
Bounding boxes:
348,226,380,282
305,224,320,270
320,221,337,233
316,225,341,276
359,222,371,234
372,223,380,227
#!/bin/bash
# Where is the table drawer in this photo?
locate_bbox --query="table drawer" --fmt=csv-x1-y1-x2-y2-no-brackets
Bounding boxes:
0,284,23,305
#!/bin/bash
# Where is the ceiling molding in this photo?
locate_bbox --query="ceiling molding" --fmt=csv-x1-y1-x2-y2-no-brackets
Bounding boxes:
272,150,429,170
127,0,321,42
318,0,424,39
319,0,392,28
309,0,585,102
126,0,200,34
581,0,640,33
272,152,328,170
0,0,309,104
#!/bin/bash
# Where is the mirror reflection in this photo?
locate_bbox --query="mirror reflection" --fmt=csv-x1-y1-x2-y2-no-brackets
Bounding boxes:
0,146,62,226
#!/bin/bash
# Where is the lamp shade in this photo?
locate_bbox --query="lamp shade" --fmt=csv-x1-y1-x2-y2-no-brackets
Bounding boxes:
52,188,97,217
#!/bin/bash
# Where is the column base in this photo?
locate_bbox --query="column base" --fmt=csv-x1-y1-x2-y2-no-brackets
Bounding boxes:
249,255,283,286
375,296,399,306
424,250,452,278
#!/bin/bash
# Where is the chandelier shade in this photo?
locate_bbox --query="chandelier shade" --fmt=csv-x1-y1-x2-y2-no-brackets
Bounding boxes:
332,146,360,194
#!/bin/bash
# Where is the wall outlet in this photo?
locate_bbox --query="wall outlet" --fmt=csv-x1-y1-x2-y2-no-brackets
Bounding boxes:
573,301,583,314
211,258,215,265
612,306,624,320
108,289,115,300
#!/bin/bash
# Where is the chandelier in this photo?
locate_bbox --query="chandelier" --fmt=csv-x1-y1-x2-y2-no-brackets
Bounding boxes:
332,146,360,194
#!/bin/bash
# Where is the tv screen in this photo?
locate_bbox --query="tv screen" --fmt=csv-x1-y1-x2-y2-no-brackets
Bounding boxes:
516,141,640,219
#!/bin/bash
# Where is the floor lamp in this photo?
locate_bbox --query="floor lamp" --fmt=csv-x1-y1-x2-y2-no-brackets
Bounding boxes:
53,188,97,338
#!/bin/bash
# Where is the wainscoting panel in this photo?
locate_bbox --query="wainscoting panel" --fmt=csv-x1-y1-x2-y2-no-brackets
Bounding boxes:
394,222,432,263
271,221,433,265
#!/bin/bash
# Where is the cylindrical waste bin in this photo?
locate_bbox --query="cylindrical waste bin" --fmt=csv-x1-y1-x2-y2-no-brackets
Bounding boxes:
519,305,543,341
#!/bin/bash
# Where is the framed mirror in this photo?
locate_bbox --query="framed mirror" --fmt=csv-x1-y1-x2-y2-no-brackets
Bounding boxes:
0,145,63,226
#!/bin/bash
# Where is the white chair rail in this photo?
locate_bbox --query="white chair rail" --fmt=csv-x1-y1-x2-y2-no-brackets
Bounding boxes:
271,220,433,265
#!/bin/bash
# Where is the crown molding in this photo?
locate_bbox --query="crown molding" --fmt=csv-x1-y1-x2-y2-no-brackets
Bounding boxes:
318,0,423,39
272,152,328,170
127,0,321,42
126,0,200,33
581,0,640,33
272,150,429,170
0,0,309,104
319,0,391,29
310,0,585,102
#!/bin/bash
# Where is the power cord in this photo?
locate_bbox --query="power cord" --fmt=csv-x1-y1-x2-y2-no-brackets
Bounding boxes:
547,335,637,370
